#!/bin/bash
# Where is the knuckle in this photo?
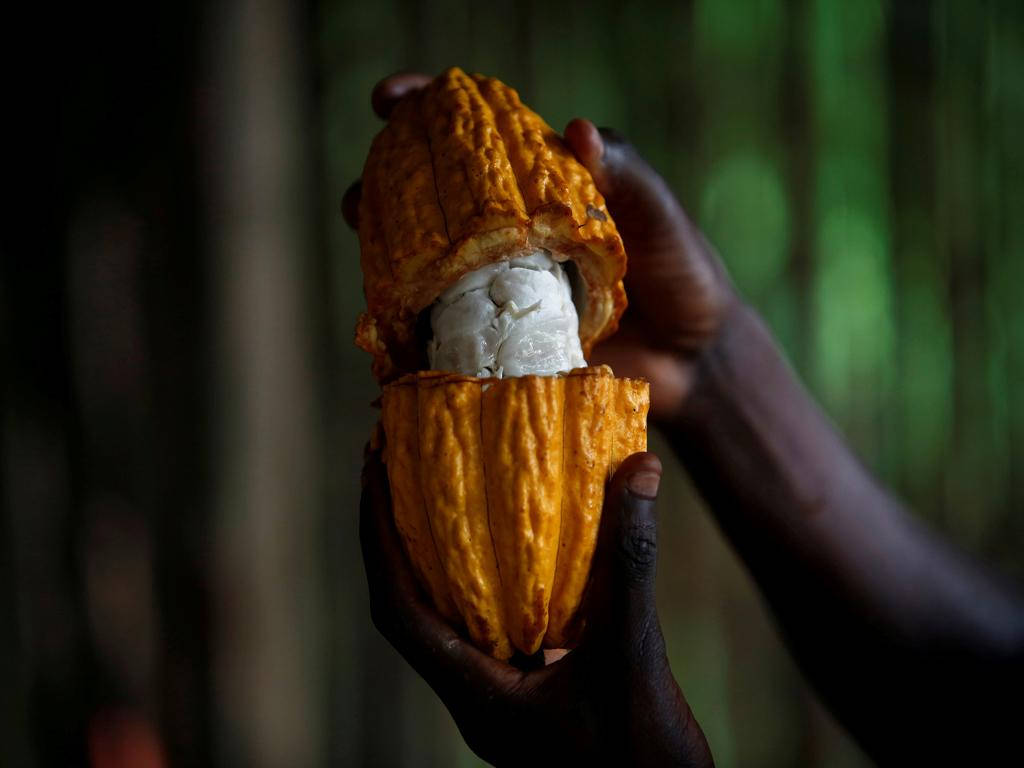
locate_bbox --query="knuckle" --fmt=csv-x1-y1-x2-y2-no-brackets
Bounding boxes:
618,520,658,577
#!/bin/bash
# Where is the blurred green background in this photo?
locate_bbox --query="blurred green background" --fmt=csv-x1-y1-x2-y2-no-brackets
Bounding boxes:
4,0,1023,766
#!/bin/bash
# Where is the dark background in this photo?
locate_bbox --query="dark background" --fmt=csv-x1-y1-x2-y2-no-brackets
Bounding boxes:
4,1,1023,765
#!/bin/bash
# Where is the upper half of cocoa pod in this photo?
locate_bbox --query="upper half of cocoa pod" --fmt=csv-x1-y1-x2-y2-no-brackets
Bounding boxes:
354,67,628,383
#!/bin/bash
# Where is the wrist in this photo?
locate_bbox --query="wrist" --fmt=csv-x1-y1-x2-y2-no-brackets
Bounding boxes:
661,293,867,536
654,298,768,435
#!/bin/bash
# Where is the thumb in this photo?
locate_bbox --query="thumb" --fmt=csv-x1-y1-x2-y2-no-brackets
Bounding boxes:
563,118,689,250
563,119,734,353
584,453,714,766
586,451,665,659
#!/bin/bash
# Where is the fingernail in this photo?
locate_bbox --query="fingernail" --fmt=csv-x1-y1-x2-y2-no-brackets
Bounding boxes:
626,470,661,500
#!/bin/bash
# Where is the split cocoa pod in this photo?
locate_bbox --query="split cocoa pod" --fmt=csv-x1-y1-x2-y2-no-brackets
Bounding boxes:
381,367,648,658
355,67,650,658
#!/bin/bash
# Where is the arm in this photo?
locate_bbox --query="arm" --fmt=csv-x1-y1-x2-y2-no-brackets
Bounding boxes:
673,303,1024,763
567,122,1024,762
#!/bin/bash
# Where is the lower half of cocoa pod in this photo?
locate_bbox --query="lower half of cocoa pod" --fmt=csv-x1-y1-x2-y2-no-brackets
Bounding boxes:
379,365,649,659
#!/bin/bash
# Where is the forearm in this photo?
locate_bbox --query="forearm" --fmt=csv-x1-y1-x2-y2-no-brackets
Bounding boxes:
665,303,1024,759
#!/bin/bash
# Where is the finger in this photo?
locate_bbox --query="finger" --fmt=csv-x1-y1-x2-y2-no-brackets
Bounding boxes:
371,72,432,119
578,453,713,765
342,179,361,230
564,118,687,247
564,118,734,352
359,448,520,699
583,452,664,659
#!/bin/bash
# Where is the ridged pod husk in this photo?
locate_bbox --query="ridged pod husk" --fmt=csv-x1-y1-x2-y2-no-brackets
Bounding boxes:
356,67,627,383
380,366,649,658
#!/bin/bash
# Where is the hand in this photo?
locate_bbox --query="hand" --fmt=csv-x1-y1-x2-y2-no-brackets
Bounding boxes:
361,449,713,768
562,121,737,422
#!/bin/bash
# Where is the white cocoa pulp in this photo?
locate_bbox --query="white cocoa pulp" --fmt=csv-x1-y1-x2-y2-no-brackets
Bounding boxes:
427,249,587,378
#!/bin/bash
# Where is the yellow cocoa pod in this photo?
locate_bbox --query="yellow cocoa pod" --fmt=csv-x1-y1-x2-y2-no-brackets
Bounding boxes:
355,67,627,383
380,367,649,658
415,373,512,659
357,69,648,659
380,379,460,625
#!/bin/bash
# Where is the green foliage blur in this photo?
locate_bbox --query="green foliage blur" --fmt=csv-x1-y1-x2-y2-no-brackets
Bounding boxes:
322,1,1024,765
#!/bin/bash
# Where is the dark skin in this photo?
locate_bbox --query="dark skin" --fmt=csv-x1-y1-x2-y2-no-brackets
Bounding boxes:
362,449,711,767
352,73,1024,765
